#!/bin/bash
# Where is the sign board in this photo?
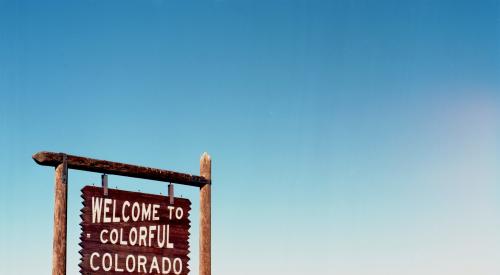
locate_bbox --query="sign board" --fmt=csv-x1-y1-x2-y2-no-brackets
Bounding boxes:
80,186,191,275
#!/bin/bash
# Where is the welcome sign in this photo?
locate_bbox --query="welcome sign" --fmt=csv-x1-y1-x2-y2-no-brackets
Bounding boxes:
80,186,191,275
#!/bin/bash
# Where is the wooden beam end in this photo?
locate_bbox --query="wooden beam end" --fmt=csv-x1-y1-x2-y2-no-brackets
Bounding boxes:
32,151,62,166
200,152,211,162
32,151,48,165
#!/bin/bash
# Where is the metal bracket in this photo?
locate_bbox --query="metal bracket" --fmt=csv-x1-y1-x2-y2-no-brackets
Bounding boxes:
168,183,174,204
102,174,108,196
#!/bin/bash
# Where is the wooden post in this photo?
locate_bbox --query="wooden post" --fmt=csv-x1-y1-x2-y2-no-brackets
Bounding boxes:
200,152,211,275
52,158,68,275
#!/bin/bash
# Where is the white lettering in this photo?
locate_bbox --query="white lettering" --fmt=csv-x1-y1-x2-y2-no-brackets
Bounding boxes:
122,201,130,222
166,225,174,249
139,226,147,246
92,197,103,223
102,253,112,271
150,256,160,273
126,255,135,272
173,258,182,274
114,253,124,272
109,229,118,244
112,200,120,222
100,229,108,244
119,228,128,245
167,206,175,219
103,198,112,223
138,255,147,273
141,203,151,221
90,252,100,271
132,202,140,221
148,225,156,247
162,257,172,274
157,225,166,248
89,253,182,274
129,227,138,246
152,204,160,221
175,207,183,220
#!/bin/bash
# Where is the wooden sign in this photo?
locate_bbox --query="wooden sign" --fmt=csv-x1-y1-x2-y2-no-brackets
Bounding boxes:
80,186,191,275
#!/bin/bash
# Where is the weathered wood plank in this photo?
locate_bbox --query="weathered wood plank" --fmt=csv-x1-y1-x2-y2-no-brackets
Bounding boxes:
80,186,191,275
33,151,209,187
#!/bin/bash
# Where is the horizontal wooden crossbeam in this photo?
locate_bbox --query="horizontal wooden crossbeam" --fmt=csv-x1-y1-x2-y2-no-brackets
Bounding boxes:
32,151,209,187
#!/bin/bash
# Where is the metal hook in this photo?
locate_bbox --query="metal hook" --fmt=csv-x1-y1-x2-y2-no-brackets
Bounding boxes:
168,183,174,204
101,174,108,196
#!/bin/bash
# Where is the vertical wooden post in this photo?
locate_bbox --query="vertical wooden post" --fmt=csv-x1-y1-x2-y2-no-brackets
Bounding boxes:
52,158,68,275
200,152,211,275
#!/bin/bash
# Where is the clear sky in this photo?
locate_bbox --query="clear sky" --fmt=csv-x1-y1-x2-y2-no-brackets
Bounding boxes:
1,0,499,274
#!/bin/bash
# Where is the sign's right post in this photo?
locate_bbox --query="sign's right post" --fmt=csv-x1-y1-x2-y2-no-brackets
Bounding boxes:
52,156,67,275
200,152,211,275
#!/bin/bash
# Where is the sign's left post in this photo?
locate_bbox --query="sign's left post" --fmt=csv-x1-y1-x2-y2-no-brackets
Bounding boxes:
52,156,68,275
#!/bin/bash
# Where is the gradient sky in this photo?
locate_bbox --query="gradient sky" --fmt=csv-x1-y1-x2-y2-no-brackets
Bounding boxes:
1,0,499,274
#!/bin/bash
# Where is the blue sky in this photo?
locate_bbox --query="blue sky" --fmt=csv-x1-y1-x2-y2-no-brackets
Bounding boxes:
1,0,499,274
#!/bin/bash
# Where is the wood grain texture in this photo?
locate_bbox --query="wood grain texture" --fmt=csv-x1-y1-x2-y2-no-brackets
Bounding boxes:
53,162,67,275
199,153,211,275
80,186,191,275
33,151,209,187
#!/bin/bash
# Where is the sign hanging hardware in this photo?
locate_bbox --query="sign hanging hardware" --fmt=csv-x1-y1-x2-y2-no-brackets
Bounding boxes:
168,183,174,204
101,174,108,196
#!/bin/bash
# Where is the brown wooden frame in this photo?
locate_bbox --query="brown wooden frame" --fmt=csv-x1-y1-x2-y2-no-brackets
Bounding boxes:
33,151,211,275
